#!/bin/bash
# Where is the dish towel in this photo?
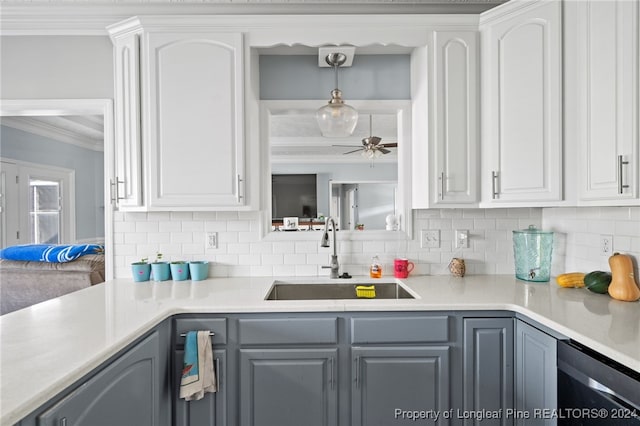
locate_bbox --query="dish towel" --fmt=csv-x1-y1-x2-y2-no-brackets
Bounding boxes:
180,331,217,401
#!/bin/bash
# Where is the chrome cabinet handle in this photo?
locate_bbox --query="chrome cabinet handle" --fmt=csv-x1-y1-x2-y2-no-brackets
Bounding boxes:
109,179,116,204
60,418,67,426
491,171,499,199
618,155,630,194
439,172,445,201
236,174,244,203
215,357,220,390
113,177,125,201
354,356,360,388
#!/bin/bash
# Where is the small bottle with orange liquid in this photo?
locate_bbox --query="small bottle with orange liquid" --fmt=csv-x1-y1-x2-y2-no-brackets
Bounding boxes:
370,255,382,278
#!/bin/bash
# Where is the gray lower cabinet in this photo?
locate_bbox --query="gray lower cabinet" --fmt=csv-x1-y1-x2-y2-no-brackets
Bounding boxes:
463,317,515,426
173,349,226,426
514,320,557,426
35,327,170,426
172,317,229,426
351,346,450,426
18,311,562,426
239,348,338,426
236,316,339,426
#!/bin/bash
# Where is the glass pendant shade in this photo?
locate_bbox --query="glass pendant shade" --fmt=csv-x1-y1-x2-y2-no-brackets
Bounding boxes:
316,90,359,137
316,52,358,138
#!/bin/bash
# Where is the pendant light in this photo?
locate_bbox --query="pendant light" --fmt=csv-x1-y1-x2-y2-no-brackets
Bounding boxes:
316,52,358,138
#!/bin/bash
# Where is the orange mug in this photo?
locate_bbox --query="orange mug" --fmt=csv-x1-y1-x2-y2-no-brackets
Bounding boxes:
394,258,415,278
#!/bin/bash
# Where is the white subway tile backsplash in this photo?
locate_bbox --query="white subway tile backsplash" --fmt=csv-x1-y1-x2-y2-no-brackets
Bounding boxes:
112,206,638,279
159,221,182,232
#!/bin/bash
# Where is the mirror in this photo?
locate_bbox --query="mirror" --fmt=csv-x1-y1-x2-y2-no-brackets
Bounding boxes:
260,100,412,238
330,181,397,231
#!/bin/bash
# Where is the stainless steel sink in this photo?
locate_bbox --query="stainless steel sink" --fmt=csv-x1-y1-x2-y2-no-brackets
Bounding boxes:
265,280,416,300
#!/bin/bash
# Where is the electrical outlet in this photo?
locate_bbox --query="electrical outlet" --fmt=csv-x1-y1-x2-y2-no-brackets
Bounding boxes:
205,232,218,249
600,235,613,256
455,230,469,249
421,230,440,248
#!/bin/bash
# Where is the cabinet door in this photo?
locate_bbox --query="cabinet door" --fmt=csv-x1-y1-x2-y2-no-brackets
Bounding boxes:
145,31,245,209
515,320,557,426
239,348,338,426
481,0,563,204
174,349,226,426
112,32,143,209
351,346,450,426
37,331,166,426
432,30,479,205
576,0,639,203
463,318,514,426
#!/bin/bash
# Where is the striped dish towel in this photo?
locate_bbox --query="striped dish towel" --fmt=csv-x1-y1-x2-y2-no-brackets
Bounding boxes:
180,331,217,401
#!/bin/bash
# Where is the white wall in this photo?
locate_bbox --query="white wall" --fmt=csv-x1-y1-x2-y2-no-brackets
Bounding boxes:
0,36,113,99
544,207,640,277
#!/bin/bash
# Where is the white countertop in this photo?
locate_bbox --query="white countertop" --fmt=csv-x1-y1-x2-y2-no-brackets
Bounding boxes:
1,274,639,425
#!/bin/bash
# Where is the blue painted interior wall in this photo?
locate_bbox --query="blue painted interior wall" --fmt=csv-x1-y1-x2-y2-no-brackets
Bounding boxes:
0,125,104,242
260,54,411,100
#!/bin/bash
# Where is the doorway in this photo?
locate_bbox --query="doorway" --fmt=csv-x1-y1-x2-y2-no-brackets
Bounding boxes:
0,99,114,279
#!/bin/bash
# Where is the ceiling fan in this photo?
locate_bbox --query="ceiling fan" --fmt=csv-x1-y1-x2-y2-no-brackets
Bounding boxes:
333,115,397,158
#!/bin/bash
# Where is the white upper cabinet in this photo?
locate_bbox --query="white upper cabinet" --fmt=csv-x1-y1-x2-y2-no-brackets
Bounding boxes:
112,30,143,209
411,28,480,208
571,0,639,205
480,0,563,206
108,19,246,211
144,32,245,209
433,30,479,205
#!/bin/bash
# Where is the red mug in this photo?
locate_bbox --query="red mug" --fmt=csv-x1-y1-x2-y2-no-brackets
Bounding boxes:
394,258,415,278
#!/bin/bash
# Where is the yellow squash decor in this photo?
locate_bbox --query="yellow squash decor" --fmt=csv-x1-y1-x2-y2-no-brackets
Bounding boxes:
555,272,586,288
607,253,640,302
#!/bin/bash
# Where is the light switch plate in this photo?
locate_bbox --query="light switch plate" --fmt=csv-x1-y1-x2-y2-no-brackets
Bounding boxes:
421,230,440,248
455,230,469,249
205,232,218,250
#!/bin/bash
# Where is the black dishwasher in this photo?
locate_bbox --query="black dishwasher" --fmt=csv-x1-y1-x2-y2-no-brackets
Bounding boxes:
557,340,640,425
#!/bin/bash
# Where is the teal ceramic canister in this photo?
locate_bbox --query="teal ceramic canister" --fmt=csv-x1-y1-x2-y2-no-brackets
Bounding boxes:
170,262,190,281
131,263,151,282
151,262,171,281
189,261,209,281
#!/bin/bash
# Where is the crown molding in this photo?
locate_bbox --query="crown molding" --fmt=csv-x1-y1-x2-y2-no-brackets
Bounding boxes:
1,116,104,152
0,1,504,35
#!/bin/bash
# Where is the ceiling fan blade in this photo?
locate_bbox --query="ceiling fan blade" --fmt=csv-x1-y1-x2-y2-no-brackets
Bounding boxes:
378,147,391,154
342,148,364,155
332,145,362,148
380,142,398,148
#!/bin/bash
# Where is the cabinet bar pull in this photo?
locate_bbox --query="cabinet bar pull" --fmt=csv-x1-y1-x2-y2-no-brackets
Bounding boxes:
179,332,215,337
60,418,67,426
237,174,244,202
109,179,117,204
215,357,221,390
115,178,126,201
354,356,360,388
491,171,499,199
618,155,630,194
439,172,445,201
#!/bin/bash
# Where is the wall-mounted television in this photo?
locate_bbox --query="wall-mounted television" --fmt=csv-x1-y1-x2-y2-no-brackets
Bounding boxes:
272,174,317,219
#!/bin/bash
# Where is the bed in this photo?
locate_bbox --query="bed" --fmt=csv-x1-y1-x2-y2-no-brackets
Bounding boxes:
0,245,105,315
